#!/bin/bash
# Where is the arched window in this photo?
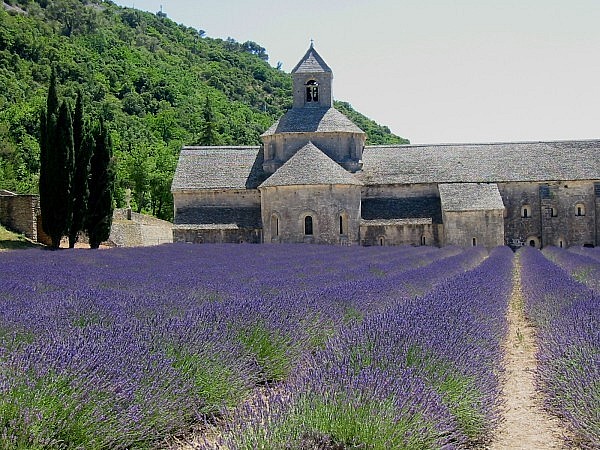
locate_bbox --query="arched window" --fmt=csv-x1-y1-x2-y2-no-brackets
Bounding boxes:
421,236,426,246
529,239,536,247
575,203,585,216
558,239,564,248
339,215,344,235
472,237,477,246
305,80,319,103
304,215,313,235
379,237,385,246
521,205,531,218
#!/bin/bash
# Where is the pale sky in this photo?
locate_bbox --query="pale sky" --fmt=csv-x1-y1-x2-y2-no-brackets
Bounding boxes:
115,0,600,144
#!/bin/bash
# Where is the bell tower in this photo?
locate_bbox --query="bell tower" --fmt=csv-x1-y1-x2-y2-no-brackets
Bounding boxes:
291,43,333,109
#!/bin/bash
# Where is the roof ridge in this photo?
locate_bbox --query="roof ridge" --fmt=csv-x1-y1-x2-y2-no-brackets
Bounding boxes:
366,138,600,149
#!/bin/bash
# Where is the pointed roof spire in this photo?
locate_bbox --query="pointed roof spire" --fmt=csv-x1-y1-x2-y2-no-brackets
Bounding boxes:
291,44,332,74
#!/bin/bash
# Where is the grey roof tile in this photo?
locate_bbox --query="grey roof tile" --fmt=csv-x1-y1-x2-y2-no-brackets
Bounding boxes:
358,140,600,185
291,45,332,74
438,183,505,211
361,197,442,223
171,146,267,191
260,142,362,188
261,107,364,136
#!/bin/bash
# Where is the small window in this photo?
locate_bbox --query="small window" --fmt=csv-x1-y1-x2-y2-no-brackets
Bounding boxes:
339,215,344,235
421,236,426,246
575,203,585,216
559,240,564,248
551,207,558,217
272,214,279,237
472,237,477,246
305,80,319,103
304,215,313,235
378,237,385,246
521,205,531,218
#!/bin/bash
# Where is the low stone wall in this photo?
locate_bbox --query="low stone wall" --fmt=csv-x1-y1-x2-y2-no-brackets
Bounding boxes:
109,209,173,247
0,193,39,240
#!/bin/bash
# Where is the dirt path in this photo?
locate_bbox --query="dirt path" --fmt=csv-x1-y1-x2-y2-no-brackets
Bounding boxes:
489,257,570,450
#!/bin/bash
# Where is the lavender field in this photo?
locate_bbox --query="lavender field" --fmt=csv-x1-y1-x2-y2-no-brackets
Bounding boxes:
520,247,600,447
0,243,598,449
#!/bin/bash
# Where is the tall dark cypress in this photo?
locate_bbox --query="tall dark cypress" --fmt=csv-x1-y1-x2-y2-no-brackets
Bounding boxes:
68,91,92,248
39,67,60,245
86,119,115,249
200,94,217,145
43,101,74,248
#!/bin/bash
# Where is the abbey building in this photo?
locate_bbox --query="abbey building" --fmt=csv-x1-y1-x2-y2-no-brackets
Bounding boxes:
172,45,600,248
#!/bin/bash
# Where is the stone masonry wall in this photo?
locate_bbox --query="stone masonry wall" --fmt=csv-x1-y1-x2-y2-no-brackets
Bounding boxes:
261,184,361,244
360,221,440,246
499,181,596,248
0,194,39,240
442,210,505,248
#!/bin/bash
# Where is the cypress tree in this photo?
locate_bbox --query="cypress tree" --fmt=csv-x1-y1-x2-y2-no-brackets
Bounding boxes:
86,119,115,249
39,67,60,245
68,91,92,248
43,100,75,248
200,94,217,145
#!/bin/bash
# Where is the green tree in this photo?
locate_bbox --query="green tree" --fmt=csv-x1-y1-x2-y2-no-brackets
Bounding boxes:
199,94,218,145
39,69,75,248
68,91,93,248
42,100,74,248
86,119,115,249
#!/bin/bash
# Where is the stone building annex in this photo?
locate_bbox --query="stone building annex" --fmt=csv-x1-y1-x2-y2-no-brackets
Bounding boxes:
172,44,600,248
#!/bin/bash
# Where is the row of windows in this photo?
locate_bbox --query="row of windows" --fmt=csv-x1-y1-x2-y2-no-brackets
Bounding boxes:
271,214,347,237
521,203,586,218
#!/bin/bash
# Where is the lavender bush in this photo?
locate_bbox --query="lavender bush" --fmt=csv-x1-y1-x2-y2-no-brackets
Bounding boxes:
542,246,600,294
0,243,482,448
520,246,600,447
214,246,513,449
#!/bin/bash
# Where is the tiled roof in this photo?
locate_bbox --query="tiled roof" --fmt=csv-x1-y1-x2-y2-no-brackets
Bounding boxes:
259,142,362,188
261,107,364,136
174,206,262,228
171,147,267,191
291,45,332,74
361,197,442,223
358,140,600,185
361,218,433,226
439,183,505,211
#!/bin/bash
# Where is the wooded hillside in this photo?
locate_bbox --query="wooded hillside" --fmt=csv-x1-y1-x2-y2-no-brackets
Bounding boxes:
0,0,409,220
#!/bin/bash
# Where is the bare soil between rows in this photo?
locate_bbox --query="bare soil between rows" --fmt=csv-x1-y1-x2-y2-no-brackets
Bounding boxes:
488,258,572,450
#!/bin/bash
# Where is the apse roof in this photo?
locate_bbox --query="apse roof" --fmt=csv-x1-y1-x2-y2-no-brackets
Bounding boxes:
259,142,362,188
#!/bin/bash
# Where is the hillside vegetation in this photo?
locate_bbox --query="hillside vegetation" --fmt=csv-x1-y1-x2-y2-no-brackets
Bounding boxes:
0,0,408,220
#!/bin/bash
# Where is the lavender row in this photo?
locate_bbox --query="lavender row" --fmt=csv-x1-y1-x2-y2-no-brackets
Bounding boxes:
0,244,481,448
212,246,513,449
520,247,600,446
543,246,600,294
568,245,600,263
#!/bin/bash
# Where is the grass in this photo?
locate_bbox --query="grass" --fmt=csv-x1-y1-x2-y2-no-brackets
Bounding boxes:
0,225,42,251
231,393,439,450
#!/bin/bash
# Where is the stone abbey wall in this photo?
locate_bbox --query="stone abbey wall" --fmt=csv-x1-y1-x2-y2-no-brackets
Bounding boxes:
261,184,361,245
499,181,597,248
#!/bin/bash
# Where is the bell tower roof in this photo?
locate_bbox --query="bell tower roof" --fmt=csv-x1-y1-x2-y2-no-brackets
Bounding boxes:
291,43,332,74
